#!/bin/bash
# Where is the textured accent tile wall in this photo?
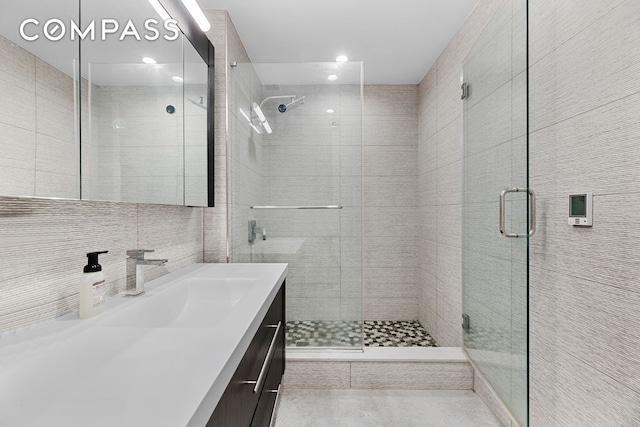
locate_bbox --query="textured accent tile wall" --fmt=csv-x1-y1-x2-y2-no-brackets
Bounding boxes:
529,1,640,425
0,197,204,333
284,358,474,391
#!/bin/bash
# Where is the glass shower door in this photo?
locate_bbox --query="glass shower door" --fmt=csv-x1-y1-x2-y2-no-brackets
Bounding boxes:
462,0,529,425
228,62,364,351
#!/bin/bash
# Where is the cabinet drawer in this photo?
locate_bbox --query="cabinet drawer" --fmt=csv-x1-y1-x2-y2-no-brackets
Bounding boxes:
208,284,285,427
250,324,285,427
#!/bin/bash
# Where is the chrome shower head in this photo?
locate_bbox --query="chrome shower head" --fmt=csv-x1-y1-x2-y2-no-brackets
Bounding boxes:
278,96,305,113
258,95,305,113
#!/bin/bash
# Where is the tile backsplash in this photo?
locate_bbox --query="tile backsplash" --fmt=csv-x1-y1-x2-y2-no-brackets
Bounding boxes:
0,197,204,333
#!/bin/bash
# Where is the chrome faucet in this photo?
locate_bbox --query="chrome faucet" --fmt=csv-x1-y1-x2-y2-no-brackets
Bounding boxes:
125,249,168,296
248,220,267,242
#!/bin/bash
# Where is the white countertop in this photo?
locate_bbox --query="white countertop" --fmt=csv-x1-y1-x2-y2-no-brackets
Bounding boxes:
0,263,287,427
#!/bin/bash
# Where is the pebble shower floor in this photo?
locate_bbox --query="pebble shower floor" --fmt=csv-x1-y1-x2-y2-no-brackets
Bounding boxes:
285,320,438,348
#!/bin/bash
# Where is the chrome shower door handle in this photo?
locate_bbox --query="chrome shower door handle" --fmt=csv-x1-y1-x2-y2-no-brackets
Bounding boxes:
499,188,536,238
529,189,536,237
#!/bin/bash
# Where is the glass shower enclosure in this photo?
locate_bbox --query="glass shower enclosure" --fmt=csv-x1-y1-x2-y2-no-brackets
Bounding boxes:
228,61,364,351
462,0,529,425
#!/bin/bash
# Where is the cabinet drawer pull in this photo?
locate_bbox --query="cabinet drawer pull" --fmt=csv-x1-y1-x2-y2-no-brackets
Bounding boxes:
268,384,282,427
245,321,282,394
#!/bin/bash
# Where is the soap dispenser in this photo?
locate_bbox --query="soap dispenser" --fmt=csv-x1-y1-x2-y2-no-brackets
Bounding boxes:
79,251,109,319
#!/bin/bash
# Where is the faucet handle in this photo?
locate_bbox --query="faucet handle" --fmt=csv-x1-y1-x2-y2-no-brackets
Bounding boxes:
126,249,155,259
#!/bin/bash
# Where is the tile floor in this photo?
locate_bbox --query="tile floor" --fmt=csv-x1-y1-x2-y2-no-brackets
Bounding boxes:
364,321,437,347
286,320,438,348
273,388,503,427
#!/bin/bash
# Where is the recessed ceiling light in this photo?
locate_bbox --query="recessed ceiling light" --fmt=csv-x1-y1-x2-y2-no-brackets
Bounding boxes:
327,75,338,82
171,76,184,83
336,55,348,62
142,57,157,64
326,109,335,114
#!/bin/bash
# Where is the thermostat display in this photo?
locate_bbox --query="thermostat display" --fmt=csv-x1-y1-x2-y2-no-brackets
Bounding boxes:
568,192,592,226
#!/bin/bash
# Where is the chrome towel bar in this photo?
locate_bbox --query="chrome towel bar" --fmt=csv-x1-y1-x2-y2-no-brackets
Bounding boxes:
250,205,343,210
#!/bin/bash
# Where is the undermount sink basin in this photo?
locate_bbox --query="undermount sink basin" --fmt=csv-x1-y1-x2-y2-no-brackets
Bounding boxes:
103,278,258,328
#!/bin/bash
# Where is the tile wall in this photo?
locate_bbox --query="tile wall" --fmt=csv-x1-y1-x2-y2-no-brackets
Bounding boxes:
227,80,419,322
223,58,420,321
528,1,640,425
203,10,248,263
363,86,420,320
256,82,363,322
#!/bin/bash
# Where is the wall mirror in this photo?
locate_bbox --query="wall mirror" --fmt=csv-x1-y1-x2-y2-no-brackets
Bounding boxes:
0,0,214,206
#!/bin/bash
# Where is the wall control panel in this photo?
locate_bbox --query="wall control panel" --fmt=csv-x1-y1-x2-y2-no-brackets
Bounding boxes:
568,192,593,226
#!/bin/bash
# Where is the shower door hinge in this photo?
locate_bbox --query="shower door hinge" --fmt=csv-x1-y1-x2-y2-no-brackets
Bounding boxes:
461,82,470,100
462,313,470,330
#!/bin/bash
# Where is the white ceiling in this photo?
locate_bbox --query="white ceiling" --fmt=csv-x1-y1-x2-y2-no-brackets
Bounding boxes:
198,0,481,84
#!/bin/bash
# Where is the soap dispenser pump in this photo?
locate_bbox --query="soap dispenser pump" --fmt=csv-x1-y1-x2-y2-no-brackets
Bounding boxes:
79,251,108,319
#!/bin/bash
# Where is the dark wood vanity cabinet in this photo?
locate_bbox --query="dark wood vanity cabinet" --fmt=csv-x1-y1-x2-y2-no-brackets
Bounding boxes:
207,283,285,427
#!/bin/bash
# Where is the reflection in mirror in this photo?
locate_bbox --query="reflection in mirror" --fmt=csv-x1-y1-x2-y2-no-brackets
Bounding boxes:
80,0,186,205
183,40,208,207
0,0,80,199
0,0,213,206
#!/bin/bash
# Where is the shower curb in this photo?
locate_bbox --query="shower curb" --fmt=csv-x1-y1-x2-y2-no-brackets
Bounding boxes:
283,347,473,390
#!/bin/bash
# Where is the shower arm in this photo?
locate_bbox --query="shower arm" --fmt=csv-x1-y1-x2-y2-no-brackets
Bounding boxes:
259,95,296,110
